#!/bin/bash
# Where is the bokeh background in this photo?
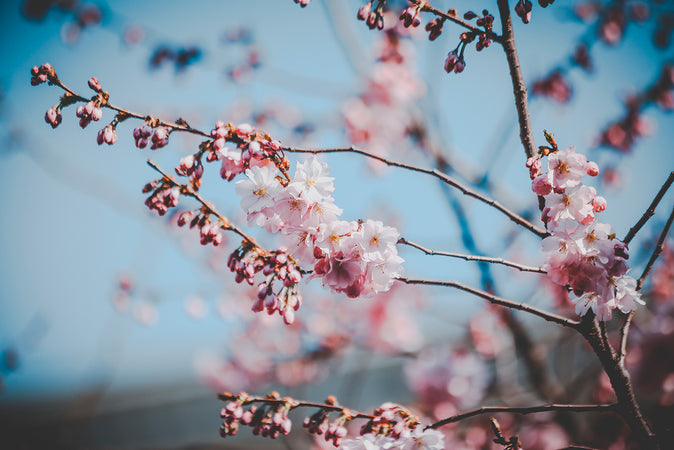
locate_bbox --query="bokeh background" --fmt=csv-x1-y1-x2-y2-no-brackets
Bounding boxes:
0,0,672,448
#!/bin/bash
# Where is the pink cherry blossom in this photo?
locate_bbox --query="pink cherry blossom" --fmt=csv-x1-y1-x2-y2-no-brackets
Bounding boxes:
235,165,282,212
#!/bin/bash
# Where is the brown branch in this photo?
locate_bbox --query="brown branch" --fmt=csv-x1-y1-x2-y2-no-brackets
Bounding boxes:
497,0,537,161
624,171,674,245
146,160,262,249
617,311,634,368
51,78,211,138
396,276,579,329
578,315,658,449
420,2,502,42
637,204,674,290
429,403,618,429
285,146,547,238
398,237,546,273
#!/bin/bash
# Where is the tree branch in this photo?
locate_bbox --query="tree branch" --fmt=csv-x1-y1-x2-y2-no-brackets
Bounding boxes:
420,2,502,42
624,171,674,245
637,204,674,290
146,160,262,249
429,403,618,429
398,237,546,273
617,311,634,368
285,146,547,238
497,0,537,161
396,276,579,329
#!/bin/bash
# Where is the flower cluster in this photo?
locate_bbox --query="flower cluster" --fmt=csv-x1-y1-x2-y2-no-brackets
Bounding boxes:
303,402,349,447
235,157,403,299
219,393,294,440
227,245,303,324
142,179,180,216
176,209,224,246
133,123,170,149
528,145,644,320
30,62,55,86
340,403,444,450
357,1,384,31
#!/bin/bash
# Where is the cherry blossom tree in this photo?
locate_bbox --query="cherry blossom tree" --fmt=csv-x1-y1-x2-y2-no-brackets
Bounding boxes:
13,0,674,448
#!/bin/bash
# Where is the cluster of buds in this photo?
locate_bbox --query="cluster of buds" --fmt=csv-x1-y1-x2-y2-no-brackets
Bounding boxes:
293,0,310,7
515,1,533,24
515,0,555,24
133,121,170,150
30,63,55,86
75,99,103,128
175,153,204,188
425,15,446,41
303,397,349,447
97,124,118,145
176,209,224,246
219,392,294,440
444,48,465,74
228,246,303,324
45,105,62,129
202,121,286,182
142,179,180,216
399,1,422,29
357,1,384,31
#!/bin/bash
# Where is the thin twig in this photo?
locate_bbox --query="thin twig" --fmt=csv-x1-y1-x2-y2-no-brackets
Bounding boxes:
428,403,617,429
217,392,374,420
624,171,674,245
617,311,634,368
285,146,547,238
420,2,503,42
146,160,262,249
396,276,579,329
398,237,547,273
52,79,211,138
637,204,674,290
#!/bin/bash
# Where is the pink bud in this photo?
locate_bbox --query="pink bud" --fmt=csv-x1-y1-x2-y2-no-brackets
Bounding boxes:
593,196,607,212
532,174,553,195
88,77,102,92
586,160,600,176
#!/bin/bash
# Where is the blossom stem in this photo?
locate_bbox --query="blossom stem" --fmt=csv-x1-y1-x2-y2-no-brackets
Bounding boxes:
398,237,546,273
623,171,674,245
419,2,502,42
428,403,618,429
636,203,674,290
217,392,374,420
146,159,262,249
396,276,579,329
286,146,547,238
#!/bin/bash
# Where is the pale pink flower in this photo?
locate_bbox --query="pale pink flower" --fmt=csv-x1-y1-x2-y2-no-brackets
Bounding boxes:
547,147,591,190
400,428,445,450
574,292,614,321
288,157,334,203
235,165,282,212
355,219,400,262
544,184,596,225
614,275,645,313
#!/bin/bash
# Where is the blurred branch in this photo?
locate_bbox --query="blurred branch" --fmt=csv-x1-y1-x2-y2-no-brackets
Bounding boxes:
624,171,674,245
637,204,674,290
398,237,546,273
396,276,579,329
